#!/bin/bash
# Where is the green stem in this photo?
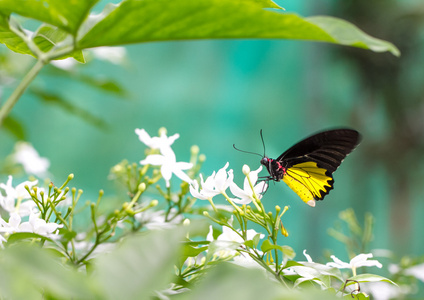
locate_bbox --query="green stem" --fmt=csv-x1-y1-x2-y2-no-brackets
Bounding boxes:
0,59,46,127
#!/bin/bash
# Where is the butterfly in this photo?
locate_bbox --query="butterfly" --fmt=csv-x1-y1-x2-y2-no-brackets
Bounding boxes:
259,129,361,207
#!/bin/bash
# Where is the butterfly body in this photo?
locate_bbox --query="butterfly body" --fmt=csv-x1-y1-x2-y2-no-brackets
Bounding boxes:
260,129,360,207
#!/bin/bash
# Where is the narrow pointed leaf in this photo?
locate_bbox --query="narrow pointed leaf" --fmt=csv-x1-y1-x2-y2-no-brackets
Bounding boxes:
77,0,399,56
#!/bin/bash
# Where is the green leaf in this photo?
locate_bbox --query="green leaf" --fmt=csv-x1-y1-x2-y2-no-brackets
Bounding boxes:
6,232,55,245
346,273,397,286
0,244,101,299
261,239,284,253
282,245,296,259
0,14,32,55
306,16,400,56
78,0,399,56
0,0,99,34
2,115,26,140
182,244,208,257
94,228,185,300
33,25,85,62
251,0,282,9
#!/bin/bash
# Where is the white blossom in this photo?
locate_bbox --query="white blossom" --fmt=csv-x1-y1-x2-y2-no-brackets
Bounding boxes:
327,253,383,270
12,142,50,177
0,176,38,216
135,128,179,152
230,165,267,205
140,148,192,187
91,46,127,65
207,222,264,259
190,162,234,200
0,212,62,238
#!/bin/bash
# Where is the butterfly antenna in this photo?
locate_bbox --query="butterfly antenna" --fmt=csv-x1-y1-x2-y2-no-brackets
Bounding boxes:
260,129,266,157
232,144,263,158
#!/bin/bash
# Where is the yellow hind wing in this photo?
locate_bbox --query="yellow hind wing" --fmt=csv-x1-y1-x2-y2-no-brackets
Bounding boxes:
282,161,334,207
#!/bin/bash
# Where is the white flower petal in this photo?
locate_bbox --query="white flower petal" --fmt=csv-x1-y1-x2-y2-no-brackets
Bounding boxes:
206,225,214,242
172,168,193,185
140,154,165,166
303,250,314,263
135,128,152,146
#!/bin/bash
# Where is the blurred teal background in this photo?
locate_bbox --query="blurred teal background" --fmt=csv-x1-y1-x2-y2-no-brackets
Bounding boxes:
1,0,424,264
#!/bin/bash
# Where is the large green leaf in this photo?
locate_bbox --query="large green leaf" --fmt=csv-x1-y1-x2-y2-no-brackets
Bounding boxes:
0,15,84,61
0,0,99,34
0,244,101,299
77,0,399,56
94,228,185,300
0,14,31,55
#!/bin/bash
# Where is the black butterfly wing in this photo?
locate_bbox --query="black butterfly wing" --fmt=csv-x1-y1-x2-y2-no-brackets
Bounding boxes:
277,129,361,173
277,129,360,205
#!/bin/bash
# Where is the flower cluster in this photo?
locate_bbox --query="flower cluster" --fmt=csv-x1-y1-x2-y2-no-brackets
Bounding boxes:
189,162,267,209
0,176,62,244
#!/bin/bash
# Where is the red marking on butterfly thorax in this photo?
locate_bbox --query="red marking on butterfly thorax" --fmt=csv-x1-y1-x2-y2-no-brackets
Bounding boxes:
275,161,286,174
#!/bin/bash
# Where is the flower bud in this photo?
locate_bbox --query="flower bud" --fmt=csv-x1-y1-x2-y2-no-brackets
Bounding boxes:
138,182,146,192
191,145,199,156
158,127,167,136
242,164,251,175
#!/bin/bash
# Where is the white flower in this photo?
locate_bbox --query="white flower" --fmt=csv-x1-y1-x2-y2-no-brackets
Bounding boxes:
0,176,38,216
189,178,213,200
233,249,264,268
363,282,403,300
137,128,192,187
207,224,264,267
12,142,50,177
190,162,234,200
404,263,424,282
230,165,267,205
140,148,192,187
327,253,383,270
90,46,127,65
0,212,62,238
51,57,77,70
135,128,179,152
207,222,264,257
0,213,22,233
20,213,63,236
